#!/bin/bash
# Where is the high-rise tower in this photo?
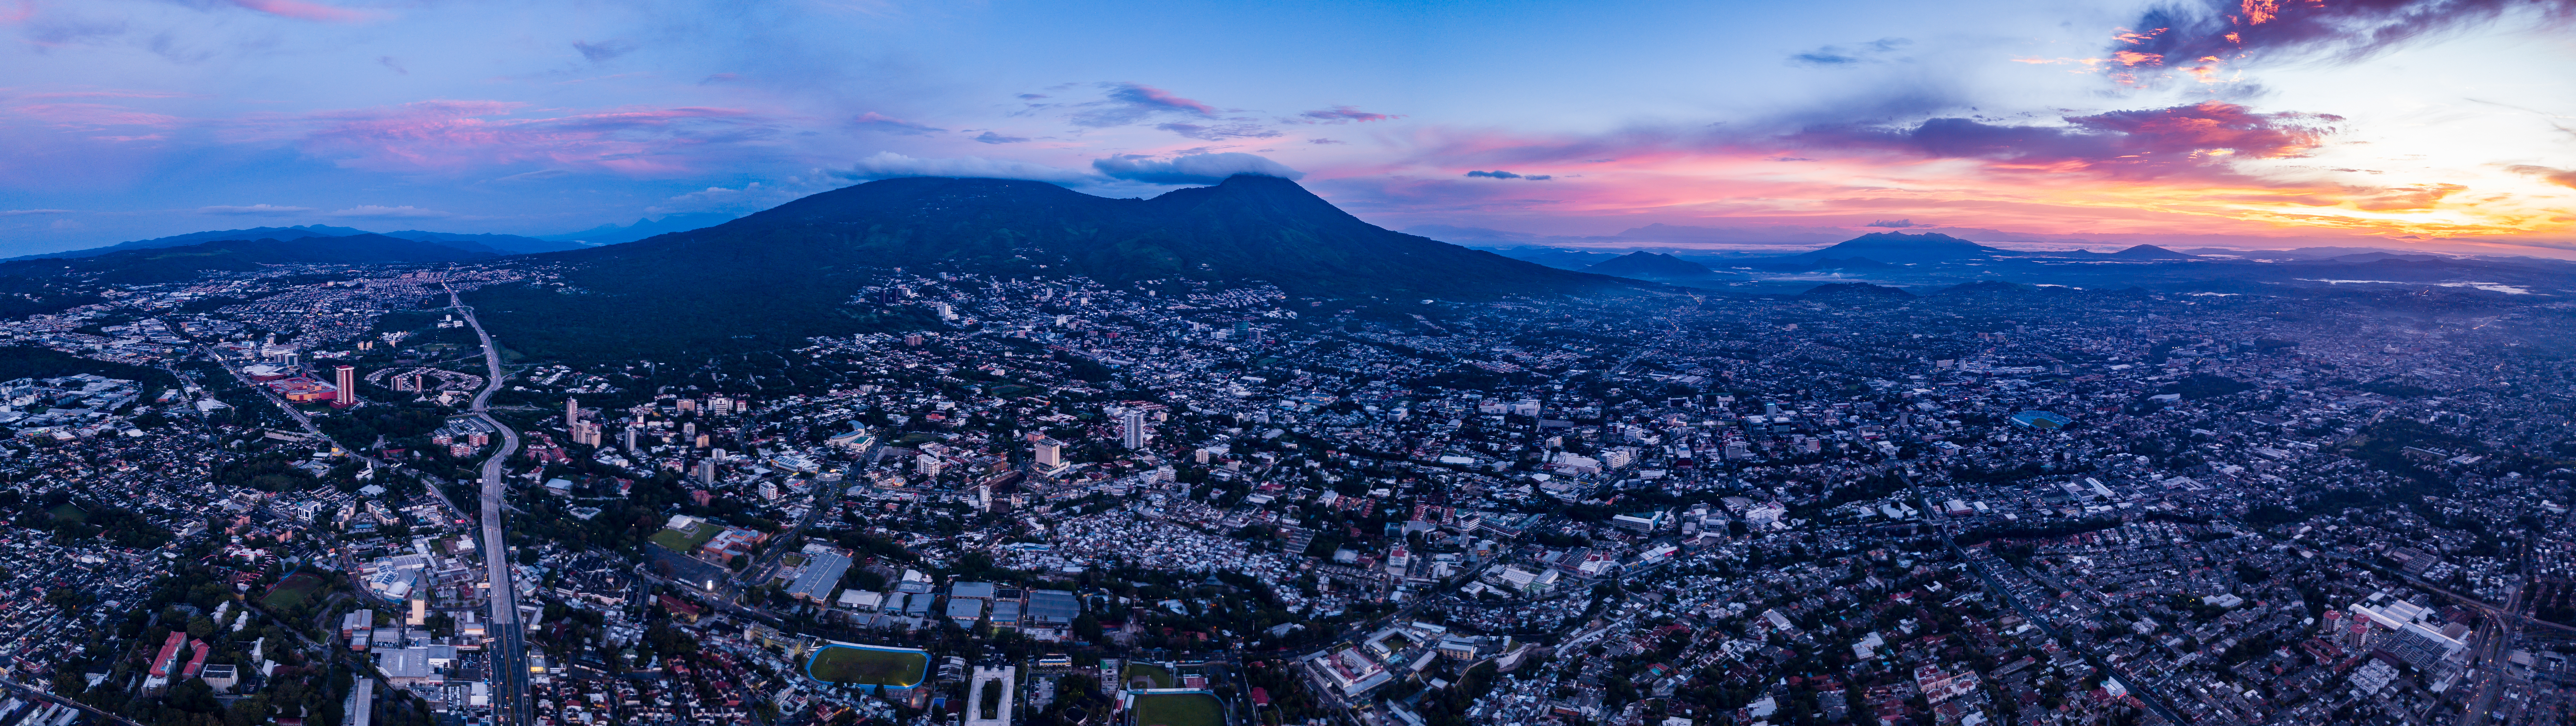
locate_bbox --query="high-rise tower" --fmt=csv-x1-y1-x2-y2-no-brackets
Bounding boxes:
332,366,356,408
1120,409,1148,450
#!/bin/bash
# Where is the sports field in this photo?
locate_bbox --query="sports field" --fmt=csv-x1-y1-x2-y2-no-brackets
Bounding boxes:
264,570,326,609
1131,693,1224,726
648,521,720,553
806,644,928,688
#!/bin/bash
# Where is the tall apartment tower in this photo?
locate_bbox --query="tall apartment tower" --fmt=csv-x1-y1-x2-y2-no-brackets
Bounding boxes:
621,425,638,453
1119,409,1148,450
1034,438,1063,469
332,366,357,408
564,397,581,429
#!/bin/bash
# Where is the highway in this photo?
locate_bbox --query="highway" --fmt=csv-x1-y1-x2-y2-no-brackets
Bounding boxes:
2456,542,2534,725
2464,580,2524,723
446,281,531,726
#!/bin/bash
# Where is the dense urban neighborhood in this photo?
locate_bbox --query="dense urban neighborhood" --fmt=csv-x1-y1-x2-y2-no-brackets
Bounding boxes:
0,237,2570,726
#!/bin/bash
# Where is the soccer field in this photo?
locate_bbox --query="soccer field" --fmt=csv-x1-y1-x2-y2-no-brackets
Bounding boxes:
1131,693,1224,726
647,521,720,554
264,571,326,609
806,644,928,688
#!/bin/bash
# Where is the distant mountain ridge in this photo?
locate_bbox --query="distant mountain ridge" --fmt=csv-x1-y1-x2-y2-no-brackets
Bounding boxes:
16,224,577,261
377,231,588,255
1586,252,1714,280
467,174,1633,360
0,234,495,284
6,225,370,261
1492,247,1627,270
540,175,1621,297
536,212,739,245
1786,232,2005,263
2106,244,2195,260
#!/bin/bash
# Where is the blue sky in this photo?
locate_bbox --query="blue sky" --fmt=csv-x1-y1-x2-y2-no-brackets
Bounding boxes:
2,0,2572,256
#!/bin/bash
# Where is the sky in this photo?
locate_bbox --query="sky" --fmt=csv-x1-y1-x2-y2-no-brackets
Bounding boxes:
1,0,2573,257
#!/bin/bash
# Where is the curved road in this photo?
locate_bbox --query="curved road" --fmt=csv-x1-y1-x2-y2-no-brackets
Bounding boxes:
447,282,530,726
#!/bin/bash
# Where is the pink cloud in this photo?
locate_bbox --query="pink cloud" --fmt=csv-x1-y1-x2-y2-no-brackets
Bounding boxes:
1071,82,1225,127
8,102,184,128
1108,83,1215,115
227,0,374,23
285,100,779,175
2117,0,2576,73
1316,124,2548,243
14,89,194,101
1380,101,2339,191
1781,101,2340,182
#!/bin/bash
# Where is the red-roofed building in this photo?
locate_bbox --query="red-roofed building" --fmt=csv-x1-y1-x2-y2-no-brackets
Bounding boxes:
266,377,339,403
181,640,210,678
148,631,187,677
1250,687,1271,707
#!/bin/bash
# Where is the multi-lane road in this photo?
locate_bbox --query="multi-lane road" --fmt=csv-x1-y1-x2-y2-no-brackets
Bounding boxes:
446,283,531,726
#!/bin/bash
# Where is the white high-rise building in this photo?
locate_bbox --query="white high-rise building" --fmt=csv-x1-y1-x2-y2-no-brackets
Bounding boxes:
1119,409,1148,450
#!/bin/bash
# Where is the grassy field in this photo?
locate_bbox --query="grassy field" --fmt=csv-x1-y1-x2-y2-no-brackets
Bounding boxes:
1124,662,1176,689
264,571,326,609
807,645,928,688
1131,693,1224,726
647,521,721,554
45,504,85,523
